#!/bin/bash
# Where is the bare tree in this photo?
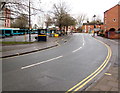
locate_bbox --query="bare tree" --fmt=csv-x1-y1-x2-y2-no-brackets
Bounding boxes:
11,13,28,29
45,14,53,29
52,1,76,31
37,15,46,29
0,0,43,20
76,13,87,27
52,1,69,30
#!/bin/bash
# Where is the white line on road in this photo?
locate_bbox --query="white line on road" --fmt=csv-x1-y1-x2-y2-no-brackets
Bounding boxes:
83,42,85,46
72,47,82,53
82,34,85,46
72,34,85,53
21,55,63,69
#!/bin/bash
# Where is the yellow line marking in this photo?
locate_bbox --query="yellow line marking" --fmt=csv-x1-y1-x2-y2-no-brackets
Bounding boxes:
65,38,112,93
66,49,110,93
38,35,46,36
105,73,112,76
73,47,111,92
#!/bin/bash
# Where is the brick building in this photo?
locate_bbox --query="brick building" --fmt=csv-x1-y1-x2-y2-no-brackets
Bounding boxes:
0,8,11,28
104,2,120,38
82,23,104,33
4,8,11,28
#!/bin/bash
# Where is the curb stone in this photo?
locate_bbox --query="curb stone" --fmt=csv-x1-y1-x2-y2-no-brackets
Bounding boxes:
1,44,58,58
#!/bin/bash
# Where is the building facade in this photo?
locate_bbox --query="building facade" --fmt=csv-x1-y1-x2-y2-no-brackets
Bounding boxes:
4,8,11,28
104,2,120,38
0,8,11,28
82,23,104,33
0,8,4,28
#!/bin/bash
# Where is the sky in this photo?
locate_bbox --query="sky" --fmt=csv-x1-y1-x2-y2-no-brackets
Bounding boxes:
32,0,120,26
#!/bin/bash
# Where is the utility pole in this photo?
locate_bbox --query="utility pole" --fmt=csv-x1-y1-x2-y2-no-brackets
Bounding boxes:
29,0,31,42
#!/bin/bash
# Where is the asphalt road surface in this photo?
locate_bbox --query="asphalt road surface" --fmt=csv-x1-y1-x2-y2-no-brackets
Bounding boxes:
2,33,109,91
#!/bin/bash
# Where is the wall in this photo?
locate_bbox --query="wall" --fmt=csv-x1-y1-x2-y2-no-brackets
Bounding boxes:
118,5,120,30
104,5,119,31
82,24,104,33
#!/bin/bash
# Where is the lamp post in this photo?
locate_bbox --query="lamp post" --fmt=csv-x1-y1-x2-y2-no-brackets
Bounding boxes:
93,15,96,29
93,15,96,36
28,0,31,42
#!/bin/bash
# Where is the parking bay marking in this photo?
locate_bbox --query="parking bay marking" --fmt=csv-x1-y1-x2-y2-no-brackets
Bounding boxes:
21,55,63,69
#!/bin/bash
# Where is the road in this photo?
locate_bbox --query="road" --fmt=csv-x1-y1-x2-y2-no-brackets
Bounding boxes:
2,33,110,91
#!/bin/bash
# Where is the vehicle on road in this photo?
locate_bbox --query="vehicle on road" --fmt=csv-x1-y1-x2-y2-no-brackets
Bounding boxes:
13,29,29,35
0,28,14,38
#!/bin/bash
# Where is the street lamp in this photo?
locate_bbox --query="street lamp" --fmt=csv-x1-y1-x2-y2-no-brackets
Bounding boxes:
92,15,96,36
93,15,96,29
28,0,31,42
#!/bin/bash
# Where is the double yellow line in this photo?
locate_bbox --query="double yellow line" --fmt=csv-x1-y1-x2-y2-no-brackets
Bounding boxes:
65,38,112,93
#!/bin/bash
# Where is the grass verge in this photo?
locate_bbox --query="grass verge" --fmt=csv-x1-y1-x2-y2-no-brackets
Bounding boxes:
0,41,34,45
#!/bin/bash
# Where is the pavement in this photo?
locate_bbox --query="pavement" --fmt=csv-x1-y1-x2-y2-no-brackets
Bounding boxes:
86,34,119,92
1,35,70,58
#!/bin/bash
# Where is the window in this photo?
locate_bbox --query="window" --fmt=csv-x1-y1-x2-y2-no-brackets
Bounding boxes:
113,19,116,22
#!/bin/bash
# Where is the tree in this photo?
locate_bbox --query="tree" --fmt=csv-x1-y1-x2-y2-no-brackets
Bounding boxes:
45,14,53,28
53,1,69,30
11,14,28,29
63,13,76,31
0,0,43,19
76,13,87,27
52,1,76,31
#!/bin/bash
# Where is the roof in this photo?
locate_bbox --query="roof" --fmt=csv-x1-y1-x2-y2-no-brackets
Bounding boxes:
83,22,103,25
104,4,120,13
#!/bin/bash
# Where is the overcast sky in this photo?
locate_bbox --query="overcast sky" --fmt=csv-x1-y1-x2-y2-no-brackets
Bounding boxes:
32,0,120,25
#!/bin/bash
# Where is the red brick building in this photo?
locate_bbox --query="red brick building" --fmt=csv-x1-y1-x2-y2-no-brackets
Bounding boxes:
0,8,11,28
104,2,120,38
82,23,104,33
4,8,11,28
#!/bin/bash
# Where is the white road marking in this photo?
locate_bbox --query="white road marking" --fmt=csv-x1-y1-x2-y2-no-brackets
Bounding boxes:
21,55,63,69
82,34,85,45
83,42,85,46
72,47,82,53
72,34,85,53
